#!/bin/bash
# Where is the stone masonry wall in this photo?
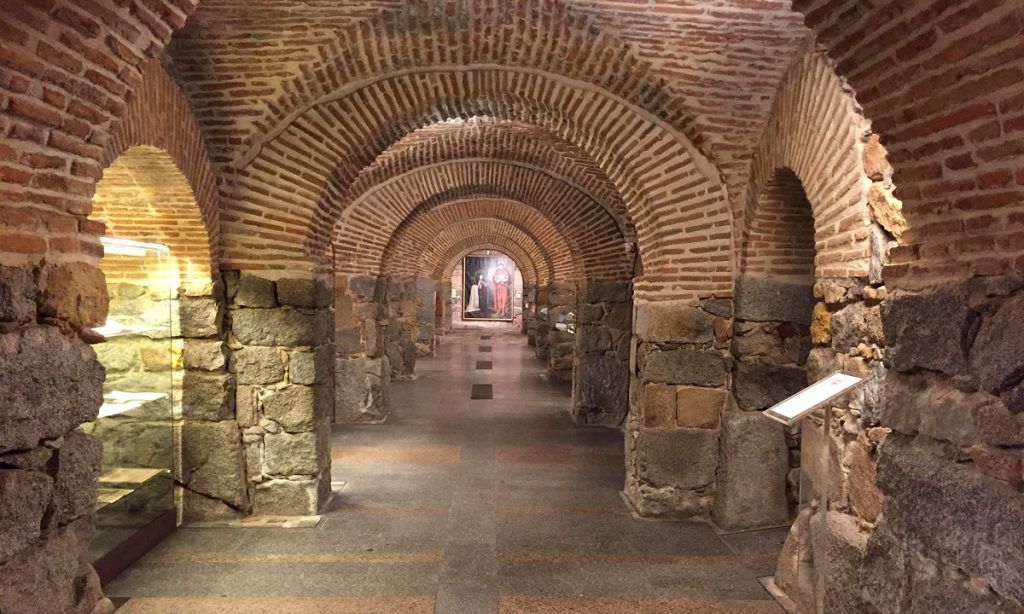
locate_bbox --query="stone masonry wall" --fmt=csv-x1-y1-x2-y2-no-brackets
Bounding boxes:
545,282,576,383
533,286,551,360
0,264,110,614
715,276,813,532
384,278,418,379
334,275,390,424
572,281,632,426
414,279,436,357
226,273,333,517
624,299,733,518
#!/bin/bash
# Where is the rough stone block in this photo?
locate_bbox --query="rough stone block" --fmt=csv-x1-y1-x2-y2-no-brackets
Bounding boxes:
180,421,248,509
232,308,316,347
830,301,883,350
0,326,103,452
0,265,36,323
579,281,631,303
179,295,220,338
701,297,733,318
712,411,788,531
676,386,724,429
253,479,318,516
262,385,315,433
876,436,1024,603
182,372,235,421
572,354,628,426
234,275,277,308
823,511,871,614
0,527,84,614
642,348,727,386
234,346,285,384
264,431,319,476
0,469,52,557
289,349,317,385
881,288,970,375
182,339,225,371
182,489,246,522
733,362,806,411
734,276,814,325
39,262,108,327
276,278,324,309
642,383,676,427
603,303,632,330
635,302,715,343
335,327,362,356
845,437,883,522
50,431,101,526
577,325,612,353
633,428,719,489
94,340,139,372
970,293,1024,394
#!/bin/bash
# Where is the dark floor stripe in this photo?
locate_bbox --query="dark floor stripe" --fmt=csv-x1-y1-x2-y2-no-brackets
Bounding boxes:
470,384,493,399
476,361,493,370
479,346,492,352
481,335,491,340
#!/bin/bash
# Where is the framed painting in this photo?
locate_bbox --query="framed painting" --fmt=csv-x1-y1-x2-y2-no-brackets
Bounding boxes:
463,255,516,321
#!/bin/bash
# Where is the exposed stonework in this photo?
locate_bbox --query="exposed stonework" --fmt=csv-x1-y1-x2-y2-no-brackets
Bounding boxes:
334,275,390,424
226,272,332,517
572,282,632,426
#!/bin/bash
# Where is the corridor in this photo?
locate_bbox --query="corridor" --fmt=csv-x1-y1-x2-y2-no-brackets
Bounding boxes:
107,328,785,613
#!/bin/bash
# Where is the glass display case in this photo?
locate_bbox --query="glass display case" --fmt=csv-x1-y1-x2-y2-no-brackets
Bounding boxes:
82,237,177,579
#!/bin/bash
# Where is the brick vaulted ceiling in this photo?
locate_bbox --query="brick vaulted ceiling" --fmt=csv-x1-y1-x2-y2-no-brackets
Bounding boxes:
163,0,812,297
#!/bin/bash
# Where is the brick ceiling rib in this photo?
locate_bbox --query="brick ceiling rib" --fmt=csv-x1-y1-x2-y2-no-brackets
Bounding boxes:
333,161,630,282
381,199,580,284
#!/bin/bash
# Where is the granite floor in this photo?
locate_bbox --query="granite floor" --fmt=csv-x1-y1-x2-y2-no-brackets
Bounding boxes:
108,326,786,613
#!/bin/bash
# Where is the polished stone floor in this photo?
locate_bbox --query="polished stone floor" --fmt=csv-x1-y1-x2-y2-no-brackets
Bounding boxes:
109,326,785,613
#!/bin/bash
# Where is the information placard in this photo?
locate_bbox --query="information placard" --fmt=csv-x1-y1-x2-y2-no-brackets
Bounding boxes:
763,372,863,426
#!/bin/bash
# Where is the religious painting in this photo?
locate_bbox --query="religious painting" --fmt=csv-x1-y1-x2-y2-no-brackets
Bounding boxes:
463,255,516,321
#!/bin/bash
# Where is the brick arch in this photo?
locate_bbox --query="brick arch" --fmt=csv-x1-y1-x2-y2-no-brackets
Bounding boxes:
92,145,212,286
346,118,633,242
223,69,729,300
233,0,709,169
0,1,196,266
380,199,579,283
743,42,874,281
435,238,542,286
740,167,816,281
793,1,1024,286
102,60,221,273
332,160,631,282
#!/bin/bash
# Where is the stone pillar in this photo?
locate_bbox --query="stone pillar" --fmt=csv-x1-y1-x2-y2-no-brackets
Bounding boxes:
333,275,390,424
534,286,551,360
226,272,333,517
0,262,110,612
524,284,537,342
384,277,417,379
624,298,732,518
436,280,452,339
772,276,887,613
711,275,813,531
546,282,577,382
176,281,248,520
572,281,632,426
414,279,436,357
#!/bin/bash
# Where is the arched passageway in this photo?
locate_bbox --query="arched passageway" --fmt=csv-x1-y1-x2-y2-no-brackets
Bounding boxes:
0,2,1022,613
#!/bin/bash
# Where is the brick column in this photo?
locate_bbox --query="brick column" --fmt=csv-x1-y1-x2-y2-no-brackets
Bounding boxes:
226,273,333,516
624,298,732,518
572,281,632,426
333,275,390,424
